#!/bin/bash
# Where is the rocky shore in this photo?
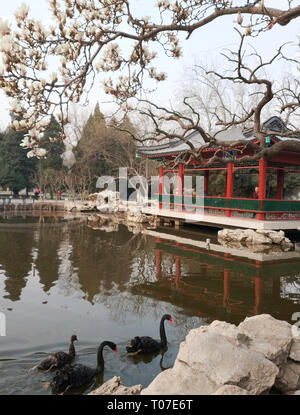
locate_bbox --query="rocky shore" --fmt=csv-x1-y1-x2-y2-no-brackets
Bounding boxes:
218,228,294,251
89,314,300,395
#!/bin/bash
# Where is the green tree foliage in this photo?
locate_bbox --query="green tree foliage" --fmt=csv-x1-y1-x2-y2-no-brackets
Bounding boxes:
0,115,66,196
72,103,141,193
35,115,66,198
0,121,37,194
39,115,65,171
73,103,108,181
105,115,139,175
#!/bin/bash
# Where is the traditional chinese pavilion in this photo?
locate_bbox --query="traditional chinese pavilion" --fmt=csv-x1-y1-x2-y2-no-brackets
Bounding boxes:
136,117,300,230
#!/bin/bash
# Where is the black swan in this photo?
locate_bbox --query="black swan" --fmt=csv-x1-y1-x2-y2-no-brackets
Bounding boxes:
36,335,78,371
126,314,173,355
50,341,117,393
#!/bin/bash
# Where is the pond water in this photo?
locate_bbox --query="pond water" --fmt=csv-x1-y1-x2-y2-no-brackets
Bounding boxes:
0,213,300,395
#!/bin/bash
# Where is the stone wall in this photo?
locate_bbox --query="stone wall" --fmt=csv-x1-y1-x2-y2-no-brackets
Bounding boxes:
0,201,65,212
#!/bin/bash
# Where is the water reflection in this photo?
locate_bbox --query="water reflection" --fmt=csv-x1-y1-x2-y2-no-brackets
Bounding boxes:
35,229,61,293
133,229,300,325
0,230,34,301
0,213,300,394
1,214,300,323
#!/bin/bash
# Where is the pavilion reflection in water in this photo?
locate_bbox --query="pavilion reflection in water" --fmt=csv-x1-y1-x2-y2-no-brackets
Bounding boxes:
135,229,300,325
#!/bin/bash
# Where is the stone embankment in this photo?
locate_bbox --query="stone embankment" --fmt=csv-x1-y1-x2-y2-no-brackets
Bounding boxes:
89,314,300,395
0,200,65,212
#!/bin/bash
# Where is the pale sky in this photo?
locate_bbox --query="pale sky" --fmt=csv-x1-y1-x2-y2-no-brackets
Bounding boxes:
0,0,299,130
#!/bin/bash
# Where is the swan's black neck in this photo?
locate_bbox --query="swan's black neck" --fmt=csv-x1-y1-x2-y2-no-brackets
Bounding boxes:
69,340,76,357
159,316,168,347
96,341,112,373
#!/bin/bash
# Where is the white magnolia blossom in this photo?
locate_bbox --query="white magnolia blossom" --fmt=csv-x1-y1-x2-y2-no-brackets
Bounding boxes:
36,117,51,128
237,12,243,25
157,0,170,10
32,81,41,91
28,127,42,140
12,120,20,130
0,18,10,36
75,32,83,42
0,0,297,158
0,35,12,53
14,3,30,21
19,65,27,76
49,136,58,143
51,72,58,83
27,147,47,158
10,100,23,114
20,136,33,148
19,120,27,128
24,108,35,119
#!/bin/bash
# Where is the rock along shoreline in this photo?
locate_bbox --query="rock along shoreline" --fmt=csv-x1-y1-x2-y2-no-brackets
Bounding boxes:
89,314,300,396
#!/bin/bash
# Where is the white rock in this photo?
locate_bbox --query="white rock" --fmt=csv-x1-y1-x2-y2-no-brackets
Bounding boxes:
289,339,300,362
268,233,285,245
89,376,142,395
142,321,278,395
281,237,294,249
141,361,218,395
275,360,300,392
251,233,273,244
209,320,251,347
218,228,290,247
238,314,293,366
212,385,250,395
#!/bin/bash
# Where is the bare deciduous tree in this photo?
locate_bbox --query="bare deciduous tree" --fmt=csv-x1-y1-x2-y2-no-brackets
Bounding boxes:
119,30,300,167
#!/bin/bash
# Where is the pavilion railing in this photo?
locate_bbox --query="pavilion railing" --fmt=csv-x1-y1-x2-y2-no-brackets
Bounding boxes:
157,194,300,220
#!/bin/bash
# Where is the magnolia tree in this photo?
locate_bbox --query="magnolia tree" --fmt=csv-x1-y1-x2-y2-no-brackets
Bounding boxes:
0,0,299,162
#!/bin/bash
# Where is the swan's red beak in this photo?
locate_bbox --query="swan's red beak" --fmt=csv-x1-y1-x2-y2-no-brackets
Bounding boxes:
114,348,118,354
169,318,174,323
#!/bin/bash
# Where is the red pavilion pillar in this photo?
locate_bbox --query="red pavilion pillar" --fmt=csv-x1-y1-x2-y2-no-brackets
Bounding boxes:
178,163,184,211
159,166,164,209
258,158,267,220
226,162,234,217
204,170,209,195
276,169,284,200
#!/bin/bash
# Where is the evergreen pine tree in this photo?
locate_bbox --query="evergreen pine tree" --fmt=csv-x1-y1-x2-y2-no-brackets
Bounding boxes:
39,115,65,171
0,121,37,195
